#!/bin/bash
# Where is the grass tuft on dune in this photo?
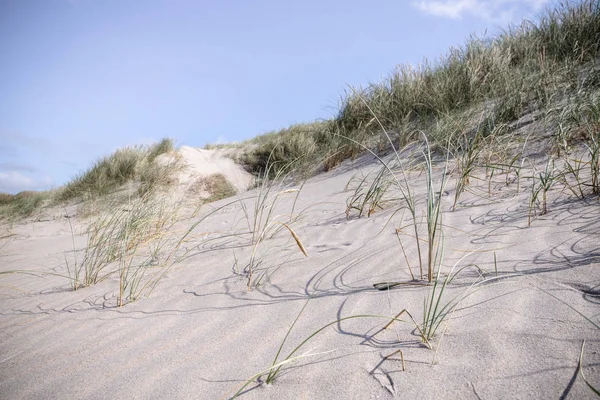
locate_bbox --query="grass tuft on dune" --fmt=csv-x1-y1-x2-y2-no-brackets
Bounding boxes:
58,138,176,201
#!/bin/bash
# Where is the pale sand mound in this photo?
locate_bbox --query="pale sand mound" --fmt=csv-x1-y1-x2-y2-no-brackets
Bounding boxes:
0,151,599,399
160,145,254,199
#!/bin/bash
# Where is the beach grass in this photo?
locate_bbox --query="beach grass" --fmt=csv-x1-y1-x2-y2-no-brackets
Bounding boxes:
239,157,309,289
345,164,395,218
58,138,176,202
0,191,53,220
189,173,238,203
63,192,176,292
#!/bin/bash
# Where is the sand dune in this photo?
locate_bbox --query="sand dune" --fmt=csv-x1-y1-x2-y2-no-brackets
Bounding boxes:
1,149,599,399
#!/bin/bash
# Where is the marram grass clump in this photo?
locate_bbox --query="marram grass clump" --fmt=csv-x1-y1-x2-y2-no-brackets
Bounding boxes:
0,191,51,220
58,138,176,201
0,139,177,221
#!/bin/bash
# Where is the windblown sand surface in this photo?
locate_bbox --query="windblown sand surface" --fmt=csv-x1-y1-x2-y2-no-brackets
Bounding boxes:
1,151,599,399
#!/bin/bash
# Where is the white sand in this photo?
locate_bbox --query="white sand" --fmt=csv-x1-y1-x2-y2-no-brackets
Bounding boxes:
163,145,254,197
1,149,599,399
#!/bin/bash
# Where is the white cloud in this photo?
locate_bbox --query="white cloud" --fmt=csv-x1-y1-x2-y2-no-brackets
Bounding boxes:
0,171,53,194
412,0,552,22
413,0,480,19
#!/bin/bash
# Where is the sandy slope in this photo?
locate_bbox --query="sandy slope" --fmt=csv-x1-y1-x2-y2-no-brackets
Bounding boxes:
1,149,599,399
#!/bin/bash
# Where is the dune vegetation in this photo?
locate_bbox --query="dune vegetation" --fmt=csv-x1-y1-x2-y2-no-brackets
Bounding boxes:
0,138,176,220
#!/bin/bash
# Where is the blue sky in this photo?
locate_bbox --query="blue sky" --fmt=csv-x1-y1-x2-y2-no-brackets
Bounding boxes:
0,0,558,194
